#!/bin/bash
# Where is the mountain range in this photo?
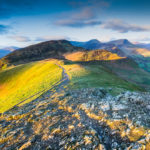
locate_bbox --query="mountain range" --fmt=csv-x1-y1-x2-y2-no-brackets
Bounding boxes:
71,39,150,56
71,39,150,72
1,39,150,90
1,39,150,59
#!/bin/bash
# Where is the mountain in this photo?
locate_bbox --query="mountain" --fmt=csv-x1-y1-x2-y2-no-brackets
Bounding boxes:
1,39,150,89
71,39,131,57
70,39,102,50
136,43,150,50
71,39,134,50
0,49,11,58
107,39,134,47
71,39,150,57
64,49,125,62
0,46,19,58
3,40,84,64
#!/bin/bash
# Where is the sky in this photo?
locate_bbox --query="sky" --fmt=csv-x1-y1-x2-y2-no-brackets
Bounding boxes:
0,0,150,47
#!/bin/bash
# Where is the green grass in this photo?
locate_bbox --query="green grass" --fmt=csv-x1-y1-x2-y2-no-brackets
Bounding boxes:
63,62,143,94
0,58,147,113
0,60,63,113
102,59,150,89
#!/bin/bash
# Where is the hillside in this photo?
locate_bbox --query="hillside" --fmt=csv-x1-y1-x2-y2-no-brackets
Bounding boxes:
0,47,18,58
1,40,150,91
0,60,63,113
107,39,134,47
71,39,150,73
70,39,150,57
2,40,84,65
0,50,11,58
64,49,125,61
70,39,102,50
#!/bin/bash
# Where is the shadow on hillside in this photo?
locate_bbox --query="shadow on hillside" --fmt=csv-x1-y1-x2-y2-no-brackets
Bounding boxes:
64,58,150,90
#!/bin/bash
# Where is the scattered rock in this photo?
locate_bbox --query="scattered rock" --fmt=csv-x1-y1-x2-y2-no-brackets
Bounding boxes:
1,88,150,149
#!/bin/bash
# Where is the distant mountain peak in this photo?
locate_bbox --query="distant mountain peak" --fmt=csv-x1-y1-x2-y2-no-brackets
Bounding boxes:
119,39,131,44
87,39,101,43
108,39,133,46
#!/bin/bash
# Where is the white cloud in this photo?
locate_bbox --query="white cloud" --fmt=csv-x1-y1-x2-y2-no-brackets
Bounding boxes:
101,19,150,33
10,36,31,42
35,36,69,42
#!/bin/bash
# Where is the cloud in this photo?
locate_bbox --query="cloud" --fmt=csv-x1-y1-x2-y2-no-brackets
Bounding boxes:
101,19,150,33
56,19,102,28
0,24,10,34
139,37,150,42
55,0,108,28
10,36,31,42
35,36,69,42
131,37,150,43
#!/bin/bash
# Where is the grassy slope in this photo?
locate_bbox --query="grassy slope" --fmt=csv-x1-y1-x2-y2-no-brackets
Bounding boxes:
64,49,125,61
0,60,62,113
101,59,150,89
63,61,143,94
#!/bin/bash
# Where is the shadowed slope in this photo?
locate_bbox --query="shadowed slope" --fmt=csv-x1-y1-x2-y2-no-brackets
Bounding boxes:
62,62,143,93
2,40,84,65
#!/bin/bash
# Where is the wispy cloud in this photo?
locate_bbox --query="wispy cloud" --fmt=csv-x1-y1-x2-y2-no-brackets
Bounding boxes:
35,36,69,42
10,36,31,42
0,24,10,34
56,19,101,28
55,0,108,28
101,19,150,33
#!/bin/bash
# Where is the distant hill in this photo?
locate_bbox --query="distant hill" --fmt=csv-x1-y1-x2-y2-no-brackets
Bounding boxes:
107,39,134,47
136,43,150,50
70,39,131,57
107,39,150,57
70,39,150,73
2,40,84,65
71,39,134,49
0,46,19,58
0,50,11,58
71,39,102,50
71,39,150,57
64,49,125,61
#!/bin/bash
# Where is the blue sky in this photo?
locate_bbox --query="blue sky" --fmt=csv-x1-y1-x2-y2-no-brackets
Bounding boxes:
0,0,150,47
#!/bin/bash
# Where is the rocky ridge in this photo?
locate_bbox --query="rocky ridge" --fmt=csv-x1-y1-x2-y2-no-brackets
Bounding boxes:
0,87,150,149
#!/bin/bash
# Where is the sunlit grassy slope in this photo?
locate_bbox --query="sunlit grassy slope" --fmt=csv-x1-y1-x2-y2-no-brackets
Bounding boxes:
135,48,150,57
64,49,125,61
0,60,62,113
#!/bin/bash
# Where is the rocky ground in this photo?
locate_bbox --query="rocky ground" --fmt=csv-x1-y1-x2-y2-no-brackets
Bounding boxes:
0,86,150,149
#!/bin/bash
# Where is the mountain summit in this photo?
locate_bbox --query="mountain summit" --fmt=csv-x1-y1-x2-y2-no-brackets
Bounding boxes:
70,39,102,50
3,40,84,64
108,39,133,47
